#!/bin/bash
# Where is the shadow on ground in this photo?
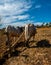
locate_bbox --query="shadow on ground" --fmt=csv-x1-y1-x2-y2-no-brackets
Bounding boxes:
15,39,51,48
36,39,51,47
29,39,51,48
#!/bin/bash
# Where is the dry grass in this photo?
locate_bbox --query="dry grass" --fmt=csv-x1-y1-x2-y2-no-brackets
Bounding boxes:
0,27,51,65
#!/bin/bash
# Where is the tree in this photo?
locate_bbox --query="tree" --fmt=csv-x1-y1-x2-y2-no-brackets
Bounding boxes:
49,22,51,27
45,23,49,27
41,22,45,27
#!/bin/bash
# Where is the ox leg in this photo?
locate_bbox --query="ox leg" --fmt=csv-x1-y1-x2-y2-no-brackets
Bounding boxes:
24,39,29,47
31,36,34,42
8,53,11,58
33,36,34,42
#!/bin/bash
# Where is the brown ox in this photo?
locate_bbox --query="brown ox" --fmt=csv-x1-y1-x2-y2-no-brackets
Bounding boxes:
5,26,23,37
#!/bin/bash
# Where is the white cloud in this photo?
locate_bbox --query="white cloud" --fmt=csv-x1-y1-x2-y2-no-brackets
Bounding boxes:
34,22,43,25
0,19,34,28
3,22,25,27
0,4,30,16
35,5,41,8
25,20,34,24
0,0,32,28
16,15,29,20
0,22,25,29
0,0,32,16
0,14,29,24
0,17,15,24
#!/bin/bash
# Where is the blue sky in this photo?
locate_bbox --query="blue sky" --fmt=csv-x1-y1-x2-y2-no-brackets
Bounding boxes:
0,0,51,28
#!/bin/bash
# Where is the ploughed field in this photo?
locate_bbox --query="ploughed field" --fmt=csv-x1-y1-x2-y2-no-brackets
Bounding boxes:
0,27,51,65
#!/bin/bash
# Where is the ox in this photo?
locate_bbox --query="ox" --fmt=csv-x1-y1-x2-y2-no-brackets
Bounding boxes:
5,25,23,36
5,26,23,57
5,26,23,45
25,23,36,41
